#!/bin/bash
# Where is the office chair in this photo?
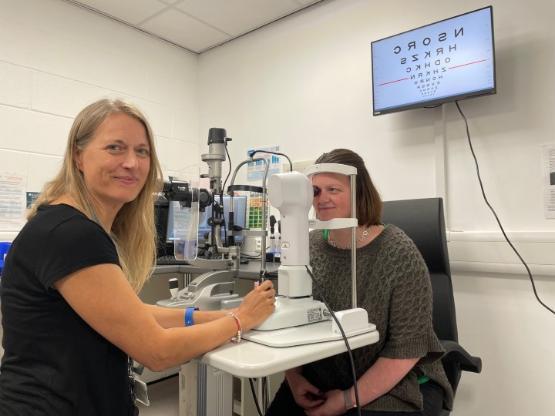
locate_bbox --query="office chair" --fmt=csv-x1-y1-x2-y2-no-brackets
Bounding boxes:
381,198,482,415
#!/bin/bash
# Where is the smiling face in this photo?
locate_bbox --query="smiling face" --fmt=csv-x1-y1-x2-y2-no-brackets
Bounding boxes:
312,172,352,220
75,112,151,213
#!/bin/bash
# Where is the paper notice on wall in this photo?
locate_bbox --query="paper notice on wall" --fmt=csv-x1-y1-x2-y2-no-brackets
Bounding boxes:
0,172,26,230
543,144,555,219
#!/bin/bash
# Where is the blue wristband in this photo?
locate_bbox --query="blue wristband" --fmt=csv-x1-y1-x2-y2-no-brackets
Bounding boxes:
185,307,197,327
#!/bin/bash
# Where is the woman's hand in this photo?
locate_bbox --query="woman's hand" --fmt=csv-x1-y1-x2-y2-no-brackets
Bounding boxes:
304,389,344,416
235,280,275,331
285,369,325,410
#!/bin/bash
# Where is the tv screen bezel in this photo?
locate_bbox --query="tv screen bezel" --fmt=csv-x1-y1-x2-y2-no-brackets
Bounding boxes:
371,6,496,116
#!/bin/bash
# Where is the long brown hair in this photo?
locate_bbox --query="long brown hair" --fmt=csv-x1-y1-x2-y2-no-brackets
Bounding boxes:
315,149,382,226
28,98,163,292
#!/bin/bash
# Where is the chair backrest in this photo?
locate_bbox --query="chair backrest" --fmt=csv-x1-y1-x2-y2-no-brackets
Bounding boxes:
381,198,458,343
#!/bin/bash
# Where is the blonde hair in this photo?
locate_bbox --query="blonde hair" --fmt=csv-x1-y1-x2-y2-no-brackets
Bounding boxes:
29,98,163,292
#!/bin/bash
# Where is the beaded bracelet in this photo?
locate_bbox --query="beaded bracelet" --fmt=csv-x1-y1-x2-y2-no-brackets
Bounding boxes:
227,311,242,343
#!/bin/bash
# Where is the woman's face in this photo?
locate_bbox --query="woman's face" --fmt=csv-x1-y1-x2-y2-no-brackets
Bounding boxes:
312,173,351,220
75,112,151,212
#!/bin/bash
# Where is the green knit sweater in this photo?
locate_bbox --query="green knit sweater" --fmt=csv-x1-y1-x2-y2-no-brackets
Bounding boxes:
303,225,453,412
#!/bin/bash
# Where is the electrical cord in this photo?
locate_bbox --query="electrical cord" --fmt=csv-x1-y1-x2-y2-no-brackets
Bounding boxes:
222,139,232,193
249,149,293,172
305,265,362,416
455,100,555,315
248,377,265,416
222,142,233,243
246,265,362,415
262,376,269,410
212,193,228,244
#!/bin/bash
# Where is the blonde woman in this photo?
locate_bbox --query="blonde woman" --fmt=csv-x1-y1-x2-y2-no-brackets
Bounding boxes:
0,99,275,416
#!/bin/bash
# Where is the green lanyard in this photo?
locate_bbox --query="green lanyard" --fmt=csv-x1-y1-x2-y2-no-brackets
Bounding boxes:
322,229,329,241
417,375,430,384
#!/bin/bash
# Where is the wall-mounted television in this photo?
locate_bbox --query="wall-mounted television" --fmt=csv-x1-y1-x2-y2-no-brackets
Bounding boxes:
371,6,496,116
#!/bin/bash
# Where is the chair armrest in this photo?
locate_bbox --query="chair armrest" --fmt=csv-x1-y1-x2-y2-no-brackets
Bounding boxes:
440,340,482,374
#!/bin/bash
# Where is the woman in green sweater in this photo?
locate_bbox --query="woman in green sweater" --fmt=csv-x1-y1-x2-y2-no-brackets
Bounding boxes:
267,149,452,416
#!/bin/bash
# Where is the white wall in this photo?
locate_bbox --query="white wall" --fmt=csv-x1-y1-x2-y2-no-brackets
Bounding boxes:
0,0,200,240
1,0,554,414
198,0,555,415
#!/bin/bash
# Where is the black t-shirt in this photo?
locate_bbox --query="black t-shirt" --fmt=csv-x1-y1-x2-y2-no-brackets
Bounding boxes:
0,204,136,416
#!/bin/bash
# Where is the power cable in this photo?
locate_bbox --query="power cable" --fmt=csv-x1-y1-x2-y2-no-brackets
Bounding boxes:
305,265,362,416
455,100,555,315
246,266,363,415
248,150,293,172
248,377,264,416
222,138,232,192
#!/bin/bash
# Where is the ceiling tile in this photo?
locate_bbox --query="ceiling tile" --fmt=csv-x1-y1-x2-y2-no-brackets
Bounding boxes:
174,0,301,36
70,0,326,53
76,0,169,25
294,0,321,5
140,8,230,52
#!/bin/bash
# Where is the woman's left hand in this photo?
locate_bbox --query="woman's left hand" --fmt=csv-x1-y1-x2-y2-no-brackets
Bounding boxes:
304,389,345,416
